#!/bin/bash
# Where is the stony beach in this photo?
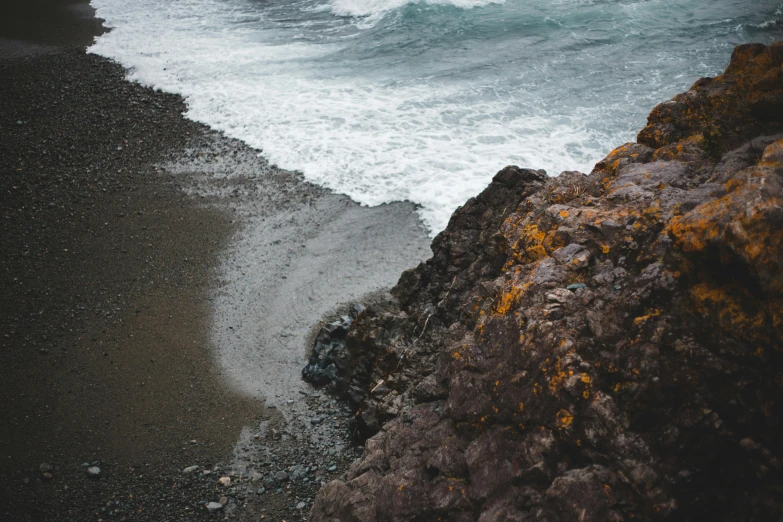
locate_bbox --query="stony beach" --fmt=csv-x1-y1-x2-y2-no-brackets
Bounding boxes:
0,1,430,519
7,1,780,521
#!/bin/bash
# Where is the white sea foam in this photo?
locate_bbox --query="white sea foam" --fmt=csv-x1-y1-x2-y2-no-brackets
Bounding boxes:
330,0,505,20
90,0,616,234
89,0,780,235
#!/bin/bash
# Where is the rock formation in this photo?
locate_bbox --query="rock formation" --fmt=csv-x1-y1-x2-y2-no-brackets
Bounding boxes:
309,42,783,521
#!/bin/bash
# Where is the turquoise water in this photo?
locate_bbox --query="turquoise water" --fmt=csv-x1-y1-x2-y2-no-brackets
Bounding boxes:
90,0,783,233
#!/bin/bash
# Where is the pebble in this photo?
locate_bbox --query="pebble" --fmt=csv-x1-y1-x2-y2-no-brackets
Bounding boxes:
296,502,306,509
206,502,223,512
566,283,586,291
310,417,323,425
182,465,199,473
327,465,337,472
274,471,289,482
39,462,52,473
218,476,231,486
86,466,101,478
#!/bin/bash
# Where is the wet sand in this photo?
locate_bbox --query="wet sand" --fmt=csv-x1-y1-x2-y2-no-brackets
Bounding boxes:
166,138,430,416
0,1,431,519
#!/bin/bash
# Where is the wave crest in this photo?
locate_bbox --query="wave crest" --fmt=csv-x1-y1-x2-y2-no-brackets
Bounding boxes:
329,0,505,20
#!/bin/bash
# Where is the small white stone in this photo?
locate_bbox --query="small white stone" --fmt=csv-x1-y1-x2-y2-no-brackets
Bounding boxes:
206,502,223,512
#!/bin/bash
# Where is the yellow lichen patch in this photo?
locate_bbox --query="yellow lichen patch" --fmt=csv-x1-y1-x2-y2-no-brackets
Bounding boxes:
601,244,611,254
668,197,733,252
758,137,783,168
725,178,744,192
633,308,661,326
669,171,783,283
548,366,569,393
689,282,768,342
559,210,570,219
579,373,593,399
651,134,704,162
543,228,565,253
642,203,663,221
539,355,573,394
518,402,525,411
555,409,574,429
593,143,635,178
509,222,548,263
495,285,522,315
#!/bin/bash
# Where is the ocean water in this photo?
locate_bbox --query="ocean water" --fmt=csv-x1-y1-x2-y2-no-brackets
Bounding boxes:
89,0,783,234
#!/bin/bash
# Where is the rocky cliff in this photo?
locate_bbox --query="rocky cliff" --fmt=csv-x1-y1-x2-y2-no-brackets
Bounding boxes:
308,42,783,521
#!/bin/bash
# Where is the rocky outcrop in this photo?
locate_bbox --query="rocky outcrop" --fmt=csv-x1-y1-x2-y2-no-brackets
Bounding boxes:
309,42,783,521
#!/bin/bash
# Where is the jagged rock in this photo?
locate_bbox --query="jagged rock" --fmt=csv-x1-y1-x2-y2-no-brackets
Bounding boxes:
302,305,364,388
310,42,783,521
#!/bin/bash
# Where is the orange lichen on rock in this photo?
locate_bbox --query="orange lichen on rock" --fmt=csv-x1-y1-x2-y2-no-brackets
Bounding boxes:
555,409,574,429
515,222,548,263
494,284,523,315
669,154,783,294
689,282,772,345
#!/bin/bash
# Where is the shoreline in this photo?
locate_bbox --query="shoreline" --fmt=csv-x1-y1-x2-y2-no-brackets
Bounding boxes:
0,2,431,519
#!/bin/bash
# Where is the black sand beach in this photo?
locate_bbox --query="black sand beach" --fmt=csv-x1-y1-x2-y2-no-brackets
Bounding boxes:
0,1,430,519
